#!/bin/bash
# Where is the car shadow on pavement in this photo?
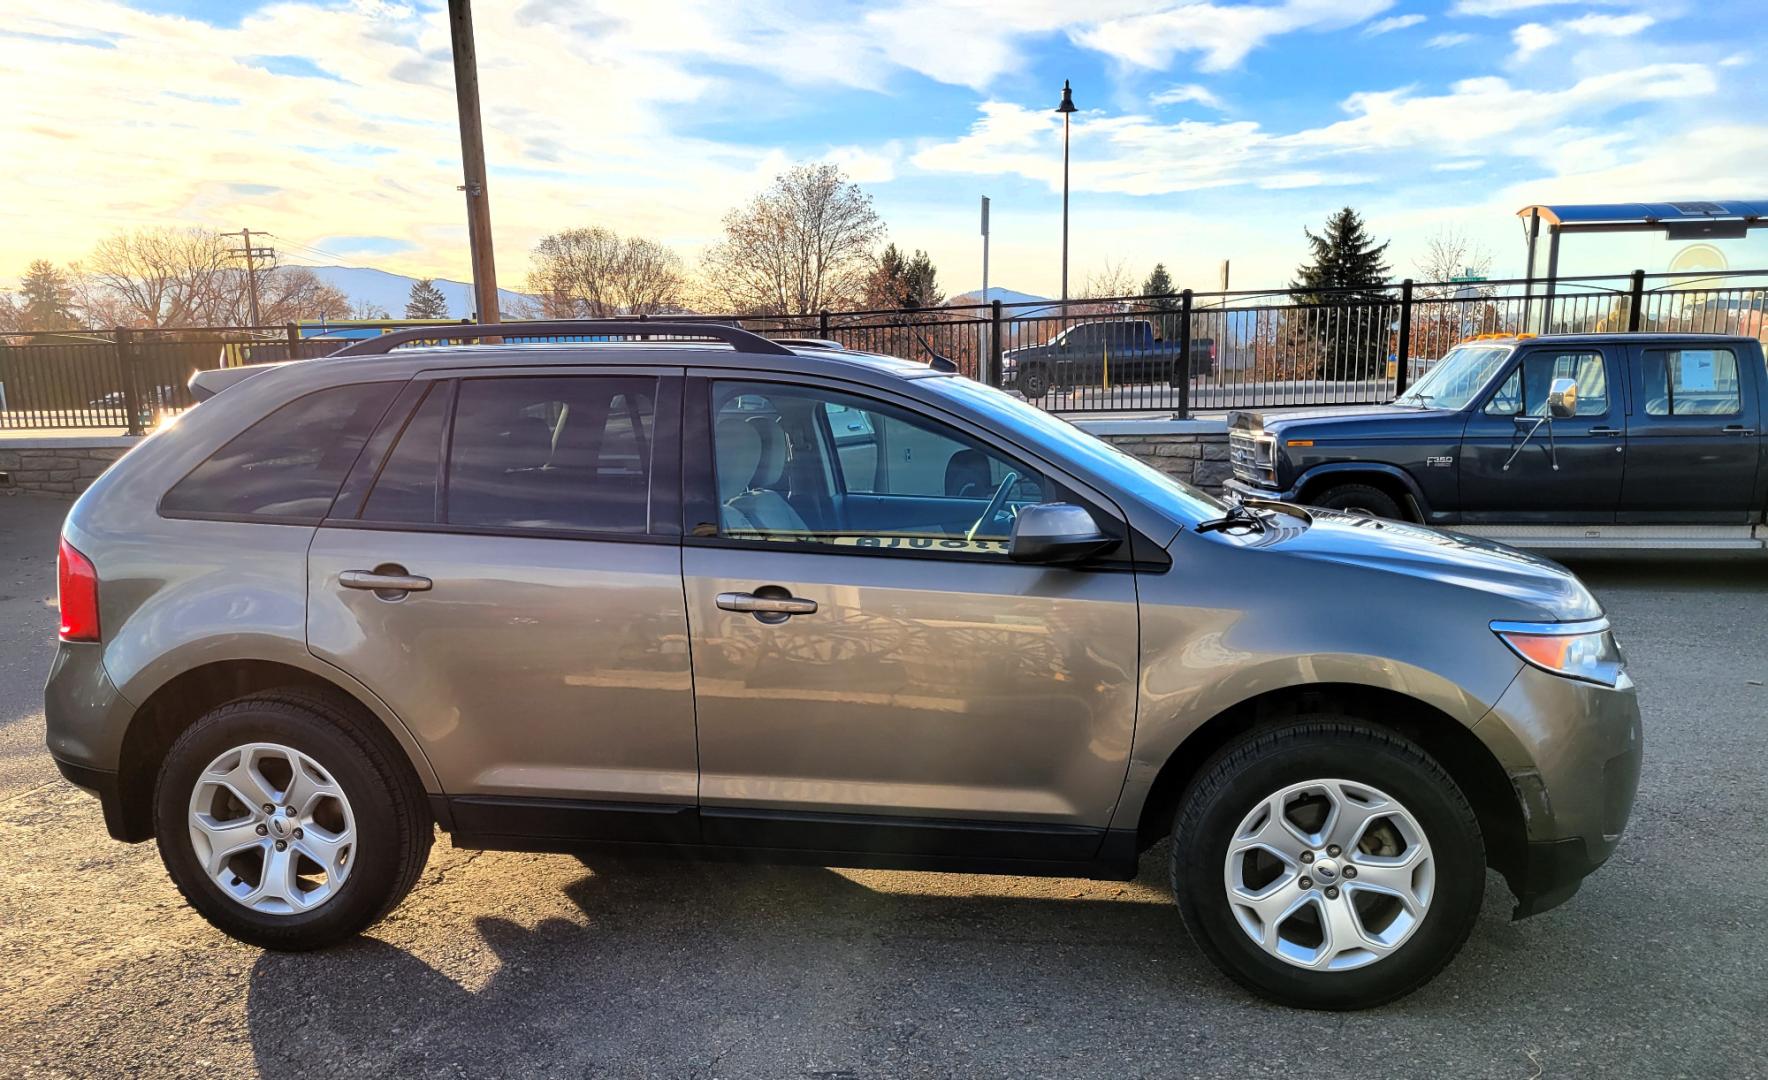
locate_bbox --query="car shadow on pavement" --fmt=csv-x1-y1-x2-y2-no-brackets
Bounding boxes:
244,852,1220,1075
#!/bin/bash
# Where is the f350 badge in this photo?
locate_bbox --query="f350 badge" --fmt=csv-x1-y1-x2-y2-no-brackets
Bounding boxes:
1426,455,1454,467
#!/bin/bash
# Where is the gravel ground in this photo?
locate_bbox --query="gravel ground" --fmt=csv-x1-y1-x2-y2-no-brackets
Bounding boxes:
1,492,1764,1079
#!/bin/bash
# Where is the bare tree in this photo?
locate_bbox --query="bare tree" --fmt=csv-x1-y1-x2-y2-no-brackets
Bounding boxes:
1078,257,1137,301
81,227,234,327
700,163,885,316
528,227,686,317
246,266,353,325
1415,227,1493,292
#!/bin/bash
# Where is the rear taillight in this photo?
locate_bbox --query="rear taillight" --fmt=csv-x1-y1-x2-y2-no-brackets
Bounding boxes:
57,538,100,642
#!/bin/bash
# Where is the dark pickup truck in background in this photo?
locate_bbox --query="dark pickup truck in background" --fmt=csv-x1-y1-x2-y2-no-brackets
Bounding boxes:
1224,333,1768,552
1003,318,1216,399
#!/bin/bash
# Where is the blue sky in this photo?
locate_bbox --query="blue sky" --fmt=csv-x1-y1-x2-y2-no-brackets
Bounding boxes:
6,0,1768,299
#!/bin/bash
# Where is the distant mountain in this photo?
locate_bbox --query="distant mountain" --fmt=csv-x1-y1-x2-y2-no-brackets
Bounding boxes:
304,265,534,319
947,287,1051,309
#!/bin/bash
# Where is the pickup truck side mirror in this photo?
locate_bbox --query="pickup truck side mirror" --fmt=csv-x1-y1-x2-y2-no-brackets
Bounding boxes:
1008,503,1117,565
1547,377,1578,419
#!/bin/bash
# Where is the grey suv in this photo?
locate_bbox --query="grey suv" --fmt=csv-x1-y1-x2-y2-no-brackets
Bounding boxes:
46,323,1641,1009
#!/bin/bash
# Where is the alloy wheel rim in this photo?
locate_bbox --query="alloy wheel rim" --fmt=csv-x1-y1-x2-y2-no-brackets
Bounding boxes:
186,742,356,915
1222,778,1435,971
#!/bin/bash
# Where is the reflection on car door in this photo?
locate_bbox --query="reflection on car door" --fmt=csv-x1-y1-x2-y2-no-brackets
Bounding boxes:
679,374,1140,862
1457,346,1626,523
307,372,699,835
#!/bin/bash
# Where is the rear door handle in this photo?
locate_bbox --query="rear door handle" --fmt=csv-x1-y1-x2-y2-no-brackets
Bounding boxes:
340,569,433,593
716,591,817,616
1722,426,1758,436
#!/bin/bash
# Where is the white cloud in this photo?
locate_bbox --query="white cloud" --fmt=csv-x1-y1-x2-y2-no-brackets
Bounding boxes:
1150,84,1224,109
1565,13,1655,36
1513,22,1560,57
1364,14,1427,35
823,144,899,185
1432,159,1487,171
1427,32,1475,48
1452,0,1595,14
1070,0,1396,73
912,64,1717,199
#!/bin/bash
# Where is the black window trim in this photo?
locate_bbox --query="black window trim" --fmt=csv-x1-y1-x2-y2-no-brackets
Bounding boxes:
157,378,409,527
681,370,1150,570
323,372,683,545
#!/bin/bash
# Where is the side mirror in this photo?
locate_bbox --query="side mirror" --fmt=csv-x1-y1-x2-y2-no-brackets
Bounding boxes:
1547,377,1578,419
1009,503,1117,565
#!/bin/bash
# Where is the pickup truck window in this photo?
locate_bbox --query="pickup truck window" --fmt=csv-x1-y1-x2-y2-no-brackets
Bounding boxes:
1485,350,1608,417
1395,345,1511,410
1642,347,1742,416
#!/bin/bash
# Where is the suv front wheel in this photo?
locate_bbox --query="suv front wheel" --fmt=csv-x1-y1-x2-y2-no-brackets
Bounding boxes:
1171,718,1484,1009
153,690,432,950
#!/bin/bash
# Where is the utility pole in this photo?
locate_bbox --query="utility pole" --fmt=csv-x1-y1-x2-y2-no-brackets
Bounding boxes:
980,196,991,303
1055,80,1077,303
222,228,275,325
448,0,500,325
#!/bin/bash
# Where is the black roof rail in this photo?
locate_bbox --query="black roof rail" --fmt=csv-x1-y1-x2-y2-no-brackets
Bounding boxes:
330,320,795,358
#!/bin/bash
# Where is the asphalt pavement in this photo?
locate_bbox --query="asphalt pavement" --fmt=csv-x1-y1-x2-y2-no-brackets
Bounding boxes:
1,492,1764,1079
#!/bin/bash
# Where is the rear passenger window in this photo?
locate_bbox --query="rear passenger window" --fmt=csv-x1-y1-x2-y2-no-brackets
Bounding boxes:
360,382,450,523
445,376,655,534
1642,348,1741,416
161,382,399,522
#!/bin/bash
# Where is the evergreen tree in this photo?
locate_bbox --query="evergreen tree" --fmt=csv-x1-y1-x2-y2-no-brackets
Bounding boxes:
19,260,77,330
1141,263,1177,308
404,278,451,319
1290,207,1392,378
866,244,943,310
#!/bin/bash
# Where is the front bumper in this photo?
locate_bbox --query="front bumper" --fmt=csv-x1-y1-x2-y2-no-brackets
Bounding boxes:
1222,476,1301,502
1473,663,1644,918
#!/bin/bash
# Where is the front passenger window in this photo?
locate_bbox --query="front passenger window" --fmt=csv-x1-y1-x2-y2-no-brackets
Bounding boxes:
711,382,1047,555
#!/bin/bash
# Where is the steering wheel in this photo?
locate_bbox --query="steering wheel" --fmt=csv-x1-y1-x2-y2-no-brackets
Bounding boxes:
966,471,1020,543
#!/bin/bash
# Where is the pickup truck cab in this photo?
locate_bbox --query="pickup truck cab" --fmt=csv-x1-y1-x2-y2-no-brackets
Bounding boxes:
1003,317,1216,399
1225,334,1768,551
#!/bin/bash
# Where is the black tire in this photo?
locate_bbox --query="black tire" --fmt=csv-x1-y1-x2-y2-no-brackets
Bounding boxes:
1171,717,1484,1010
1019,362,1051,399
153,689,432,950
1311,482,1404,520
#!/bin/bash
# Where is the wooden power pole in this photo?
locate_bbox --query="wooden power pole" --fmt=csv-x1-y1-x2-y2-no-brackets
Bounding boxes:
448,0,500,324
222,228,275,325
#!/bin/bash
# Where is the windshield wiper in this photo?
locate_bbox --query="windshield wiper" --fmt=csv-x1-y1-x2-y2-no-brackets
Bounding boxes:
1196,500,1271,534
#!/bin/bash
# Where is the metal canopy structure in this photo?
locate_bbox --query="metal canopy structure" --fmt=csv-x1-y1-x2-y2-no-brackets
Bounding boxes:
1515,200,1768,327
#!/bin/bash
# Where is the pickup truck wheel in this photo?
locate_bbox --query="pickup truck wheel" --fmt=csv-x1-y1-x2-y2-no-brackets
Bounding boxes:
153,691,432,951
1019,363,1051,399
1170,718,1484,1010
1312,483,1403,519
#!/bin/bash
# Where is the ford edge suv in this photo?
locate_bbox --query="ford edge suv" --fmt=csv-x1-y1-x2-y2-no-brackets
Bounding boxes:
45,322,1642,1009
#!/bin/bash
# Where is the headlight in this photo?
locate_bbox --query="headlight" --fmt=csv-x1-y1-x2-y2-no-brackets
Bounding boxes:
1491,618,1626,687
1254,435,1275,466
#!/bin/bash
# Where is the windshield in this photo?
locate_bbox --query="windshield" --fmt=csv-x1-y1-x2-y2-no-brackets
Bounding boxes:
927,377,1226,522
1394,345,1513,410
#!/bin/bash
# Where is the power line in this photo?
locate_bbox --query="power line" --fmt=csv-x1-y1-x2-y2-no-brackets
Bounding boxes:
221,228,275,325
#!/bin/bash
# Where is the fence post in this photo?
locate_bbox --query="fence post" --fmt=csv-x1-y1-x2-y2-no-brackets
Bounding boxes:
1176,289,1193,419
115,327,145,437
1627,269,1645,332
989,300,1004,387
819,309,830,339
1395,278,1414,395
285,322,299,361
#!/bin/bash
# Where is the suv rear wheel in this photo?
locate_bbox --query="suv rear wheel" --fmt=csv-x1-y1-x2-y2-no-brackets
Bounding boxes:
1170,718,1484,1009
153,690,432,950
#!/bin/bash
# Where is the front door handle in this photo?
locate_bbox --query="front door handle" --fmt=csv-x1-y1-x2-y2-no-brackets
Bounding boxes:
340,568,433,594
717,590,817,617
1587,426,1623,437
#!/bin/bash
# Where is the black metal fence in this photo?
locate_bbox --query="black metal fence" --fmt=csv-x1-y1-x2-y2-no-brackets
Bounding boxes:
6,269,1764,432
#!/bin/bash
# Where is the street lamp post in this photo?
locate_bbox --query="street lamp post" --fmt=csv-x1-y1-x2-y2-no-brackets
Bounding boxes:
1056,79,1077,302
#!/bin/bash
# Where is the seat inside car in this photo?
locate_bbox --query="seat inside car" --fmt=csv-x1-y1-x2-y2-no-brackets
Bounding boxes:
717,416,811,535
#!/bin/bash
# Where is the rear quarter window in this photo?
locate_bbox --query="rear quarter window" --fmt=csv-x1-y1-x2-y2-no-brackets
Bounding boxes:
160,382,400,522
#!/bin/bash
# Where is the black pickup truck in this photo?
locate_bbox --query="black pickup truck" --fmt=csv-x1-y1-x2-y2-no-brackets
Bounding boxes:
1002,317,1216,399
1223,333,1768,552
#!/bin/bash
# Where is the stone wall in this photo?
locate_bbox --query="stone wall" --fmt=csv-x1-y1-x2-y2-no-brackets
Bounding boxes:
1072,419,1232,493
0,440,136,498
1,420,1233,500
